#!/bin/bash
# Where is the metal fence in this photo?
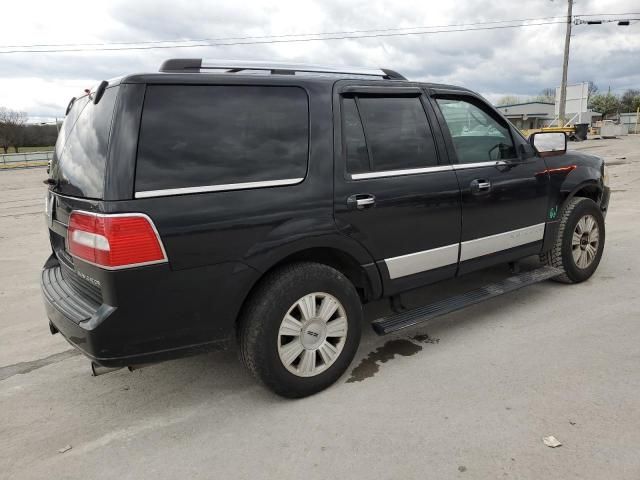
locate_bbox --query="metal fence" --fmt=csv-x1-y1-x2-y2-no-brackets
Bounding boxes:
0,151,53,170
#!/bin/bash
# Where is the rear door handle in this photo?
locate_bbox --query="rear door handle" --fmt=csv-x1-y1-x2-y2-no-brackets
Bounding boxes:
470,179,491,194
347,194,376,210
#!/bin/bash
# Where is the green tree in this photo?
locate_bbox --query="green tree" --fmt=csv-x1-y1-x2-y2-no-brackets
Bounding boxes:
588,93,620,117
620,89,640,113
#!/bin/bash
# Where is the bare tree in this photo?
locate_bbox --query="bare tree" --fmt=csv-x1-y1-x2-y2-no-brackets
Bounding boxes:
540,88,556,102
496,95,522,106
0,107,28,153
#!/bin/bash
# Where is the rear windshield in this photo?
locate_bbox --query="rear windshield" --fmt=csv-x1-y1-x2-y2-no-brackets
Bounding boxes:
49,86,119,199
134,85,309,195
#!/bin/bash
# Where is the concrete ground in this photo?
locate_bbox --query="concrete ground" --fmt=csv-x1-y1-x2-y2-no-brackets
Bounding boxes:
1,136,639,479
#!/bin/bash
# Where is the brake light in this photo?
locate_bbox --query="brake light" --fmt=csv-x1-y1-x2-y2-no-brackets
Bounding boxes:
67,211,167,269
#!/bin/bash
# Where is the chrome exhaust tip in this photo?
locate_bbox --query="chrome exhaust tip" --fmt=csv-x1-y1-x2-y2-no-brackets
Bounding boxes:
127,363,154,372
90,362,122,377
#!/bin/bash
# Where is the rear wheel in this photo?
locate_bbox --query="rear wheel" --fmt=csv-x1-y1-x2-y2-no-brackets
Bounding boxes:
239,262,362,398
541,197,605,283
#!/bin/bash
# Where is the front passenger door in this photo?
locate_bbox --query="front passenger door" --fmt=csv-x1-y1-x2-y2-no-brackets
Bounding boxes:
432,94,550,274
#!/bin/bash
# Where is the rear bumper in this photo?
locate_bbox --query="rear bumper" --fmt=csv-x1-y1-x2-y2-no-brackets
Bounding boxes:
41,254,257,367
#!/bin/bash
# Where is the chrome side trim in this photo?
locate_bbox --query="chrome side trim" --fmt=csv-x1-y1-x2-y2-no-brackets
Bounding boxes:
351,165,452,180
452,161,508,170
460,223,545,261
385,243,459,279
135,178,304,199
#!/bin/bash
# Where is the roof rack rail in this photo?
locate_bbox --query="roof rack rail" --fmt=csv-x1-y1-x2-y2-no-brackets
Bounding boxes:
158,59,407,80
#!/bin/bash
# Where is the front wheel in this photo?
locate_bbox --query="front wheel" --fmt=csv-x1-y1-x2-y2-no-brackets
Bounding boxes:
239,262,362,398
541,197,605,283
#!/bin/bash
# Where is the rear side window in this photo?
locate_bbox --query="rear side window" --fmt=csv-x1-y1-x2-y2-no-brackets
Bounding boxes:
342,95,438,175
342,98,370,174
135,85,309,195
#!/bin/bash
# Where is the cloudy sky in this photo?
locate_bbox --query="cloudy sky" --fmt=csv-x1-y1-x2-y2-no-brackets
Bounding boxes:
1,0,638,122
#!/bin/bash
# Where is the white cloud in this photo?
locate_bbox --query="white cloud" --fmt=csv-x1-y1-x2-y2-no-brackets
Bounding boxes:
1,0,639,120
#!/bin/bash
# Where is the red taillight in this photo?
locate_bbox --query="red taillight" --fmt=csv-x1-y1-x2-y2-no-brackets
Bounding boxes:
67,211,167,269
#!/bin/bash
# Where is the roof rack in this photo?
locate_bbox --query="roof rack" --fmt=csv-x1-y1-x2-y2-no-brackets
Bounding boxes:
158,59,407,80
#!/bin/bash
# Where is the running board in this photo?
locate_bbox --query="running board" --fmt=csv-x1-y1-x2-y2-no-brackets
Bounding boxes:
372,266,563,335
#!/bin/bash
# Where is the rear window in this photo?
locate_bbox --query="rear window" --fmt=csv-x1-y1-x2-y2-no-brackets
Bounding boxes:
135,85,309,195
50,87,119,199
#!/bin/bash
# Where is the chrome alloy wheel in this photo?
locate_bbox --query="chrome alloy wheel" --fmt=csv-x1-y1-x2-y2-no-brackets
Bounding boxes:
277,292,348,378
572,214,600,269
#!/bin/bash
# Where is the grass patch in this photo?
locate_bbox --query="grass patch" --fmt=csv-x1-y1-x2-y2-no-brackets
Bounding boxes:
9,146,55,153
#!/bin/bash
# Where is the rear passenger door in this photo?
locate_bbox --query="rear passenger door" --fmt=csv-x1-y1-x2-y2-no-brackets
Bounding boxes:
431,93,550,274
333,85,461,294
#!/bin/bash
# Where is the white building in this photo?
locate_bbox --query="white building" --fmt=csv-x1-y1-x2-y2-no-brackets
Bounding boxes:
495,102,555,130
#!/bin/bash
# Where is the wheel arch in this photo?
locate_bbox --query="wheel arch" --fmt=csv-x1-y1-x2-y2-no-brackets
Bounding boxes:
543,180,604,255
563,180,603,206
235,243,382,332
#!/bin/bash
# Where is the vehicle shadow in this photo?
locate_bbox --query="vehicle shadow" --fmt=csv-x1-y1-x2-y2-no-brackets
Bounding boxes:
81,259,552,406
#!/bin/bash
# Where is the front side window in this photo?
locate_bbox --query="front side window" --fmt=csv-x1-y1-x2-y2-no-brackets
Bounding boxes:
135,85,309,194
342,95,438,174
436,98,517,164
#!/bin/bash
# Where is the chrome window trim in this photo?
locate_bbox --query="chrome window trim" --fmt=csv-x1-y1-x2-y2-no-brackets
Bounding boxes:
135,178,305,199
452,160,509,170
385,243,459,279
460,223,545,261
351,165,452,180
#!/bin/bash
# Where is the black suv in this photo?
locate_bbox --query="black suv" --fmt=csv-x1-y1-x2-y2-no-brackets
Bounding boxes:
42,59,610,397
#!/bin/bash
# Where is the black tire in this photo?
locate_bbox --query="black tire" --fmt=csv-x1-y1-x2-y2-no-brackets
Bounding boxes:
238,262,362,398
541,197,605,283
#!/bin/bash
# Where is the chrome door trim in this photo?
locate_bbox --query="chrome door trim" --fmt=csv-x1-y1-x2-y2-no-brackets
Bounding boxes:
135,177,304,199
383,223,546,279
460,223,545,261
452,160,508,170
385,243,459,279
351,165,453,180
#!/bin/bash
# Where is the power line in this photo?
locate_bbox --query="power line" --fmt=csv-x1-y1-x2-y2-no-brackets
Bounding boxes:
2,11,637,55
0,15,570,49
0,20,570,54
2,11,638,51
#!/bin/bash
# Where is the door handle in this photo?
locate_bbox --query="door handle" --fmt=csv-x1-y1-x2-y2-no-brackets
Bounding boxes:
470,179,491,194
347,194,376,210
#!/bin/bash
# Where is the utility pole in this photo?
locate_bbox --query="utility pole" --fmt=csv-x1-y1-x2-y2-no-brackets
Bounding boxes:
558,0,573,127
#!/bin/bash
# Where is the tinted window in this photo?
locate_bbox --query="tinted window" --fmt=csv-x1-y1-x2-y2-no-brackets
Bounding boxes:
135,85,309,193
436,98,517,164
342,98,370,174
50,87,118,199
357,96,438,171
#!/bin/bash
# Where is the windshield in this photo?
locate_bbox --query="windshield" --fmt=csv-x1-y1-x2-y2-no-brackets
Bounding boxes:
49,86,119,199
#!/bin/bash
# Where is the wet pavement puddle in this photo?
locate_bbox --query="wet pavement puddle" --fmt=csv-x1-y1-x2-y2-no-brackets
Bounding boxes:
346,334,439,383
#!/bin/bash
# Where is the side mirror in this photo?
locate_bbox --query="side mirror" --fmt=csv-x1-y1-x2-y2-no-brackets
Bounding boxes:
529,132,567,157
